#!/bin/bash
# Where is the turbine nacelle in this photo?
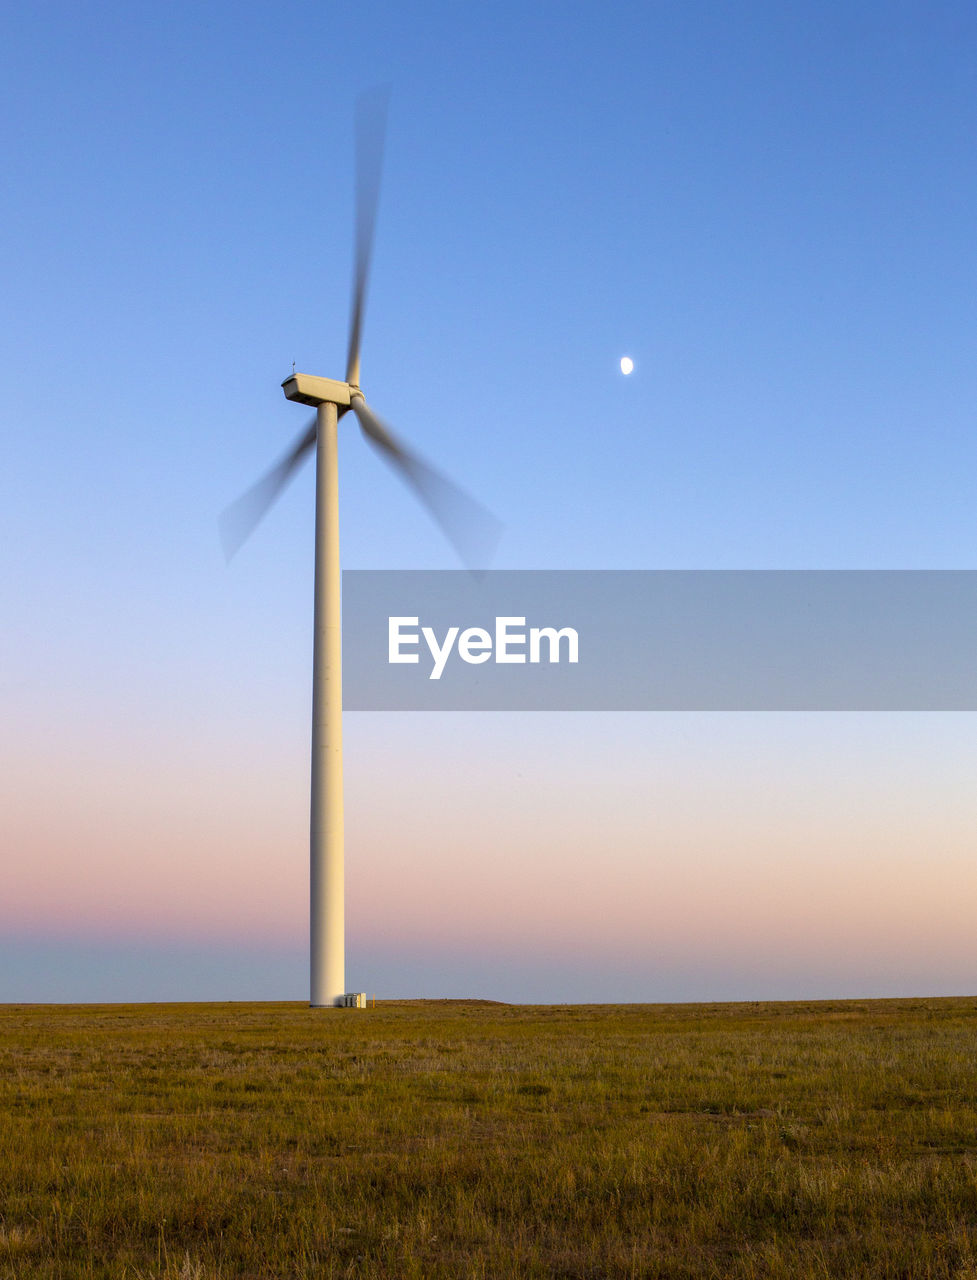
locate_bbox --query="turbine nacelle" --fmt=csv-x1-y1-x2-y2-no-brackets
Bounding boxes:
282,373,353,408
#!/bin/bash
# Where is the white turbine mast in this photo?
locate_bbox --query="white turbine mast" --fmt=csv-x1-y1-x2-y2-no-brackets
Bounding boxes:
220,91,498,1007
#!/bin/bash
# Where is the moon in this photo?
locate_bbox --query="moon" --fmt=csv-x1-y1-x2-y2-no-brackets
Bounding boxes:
620,356,634,376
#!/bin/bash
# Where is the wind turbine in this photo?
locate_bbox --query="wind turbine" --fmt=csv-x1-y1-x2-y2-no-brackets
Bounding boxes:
221,93,499,1007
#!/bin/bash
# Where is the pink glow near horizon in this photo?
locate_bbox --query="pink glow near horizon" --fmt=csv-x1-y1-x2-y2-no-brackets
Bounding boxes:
4,712,974,995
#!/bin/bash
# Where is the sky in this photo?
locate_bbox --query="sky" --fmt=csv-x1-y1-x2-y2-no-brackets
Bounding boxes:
2,0,976,1003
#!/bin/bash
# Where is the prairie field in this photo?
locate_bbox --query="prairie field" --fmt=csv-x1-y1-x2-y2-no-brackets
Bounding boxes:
1,996,977,1278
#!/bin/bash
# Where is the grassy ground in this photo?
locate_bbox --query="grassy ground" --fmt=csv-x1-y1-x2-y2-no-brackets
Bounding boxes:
1,997,976,1278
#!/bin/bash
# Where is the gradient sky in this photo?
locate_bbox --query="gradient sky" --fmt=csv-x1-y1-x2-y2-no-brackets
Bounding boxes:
2,1,976,1002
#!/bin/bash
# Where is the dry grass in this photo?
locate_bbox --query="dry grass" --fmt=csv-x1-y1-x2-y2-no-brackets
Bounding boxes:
2,997,977,1277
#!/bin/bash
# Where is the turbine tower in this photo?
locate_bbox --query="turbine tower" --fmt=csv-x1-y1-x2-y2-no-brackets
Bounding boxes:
221,93,498,1006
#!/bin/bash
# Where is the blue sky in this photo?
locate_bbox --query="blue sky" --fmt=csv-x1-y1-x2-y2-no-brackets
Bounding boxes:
2,1,976,1002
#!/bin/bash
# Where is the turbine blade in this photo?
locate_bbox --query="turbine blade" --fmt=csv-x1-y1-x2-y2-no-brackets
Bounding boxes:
220,419,317,560
345,86,390,389
350,397,501,569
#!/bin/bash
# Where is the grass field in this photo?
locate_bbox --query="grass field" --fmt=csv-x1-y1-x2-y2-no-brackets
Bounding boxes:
2,997,977,1278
